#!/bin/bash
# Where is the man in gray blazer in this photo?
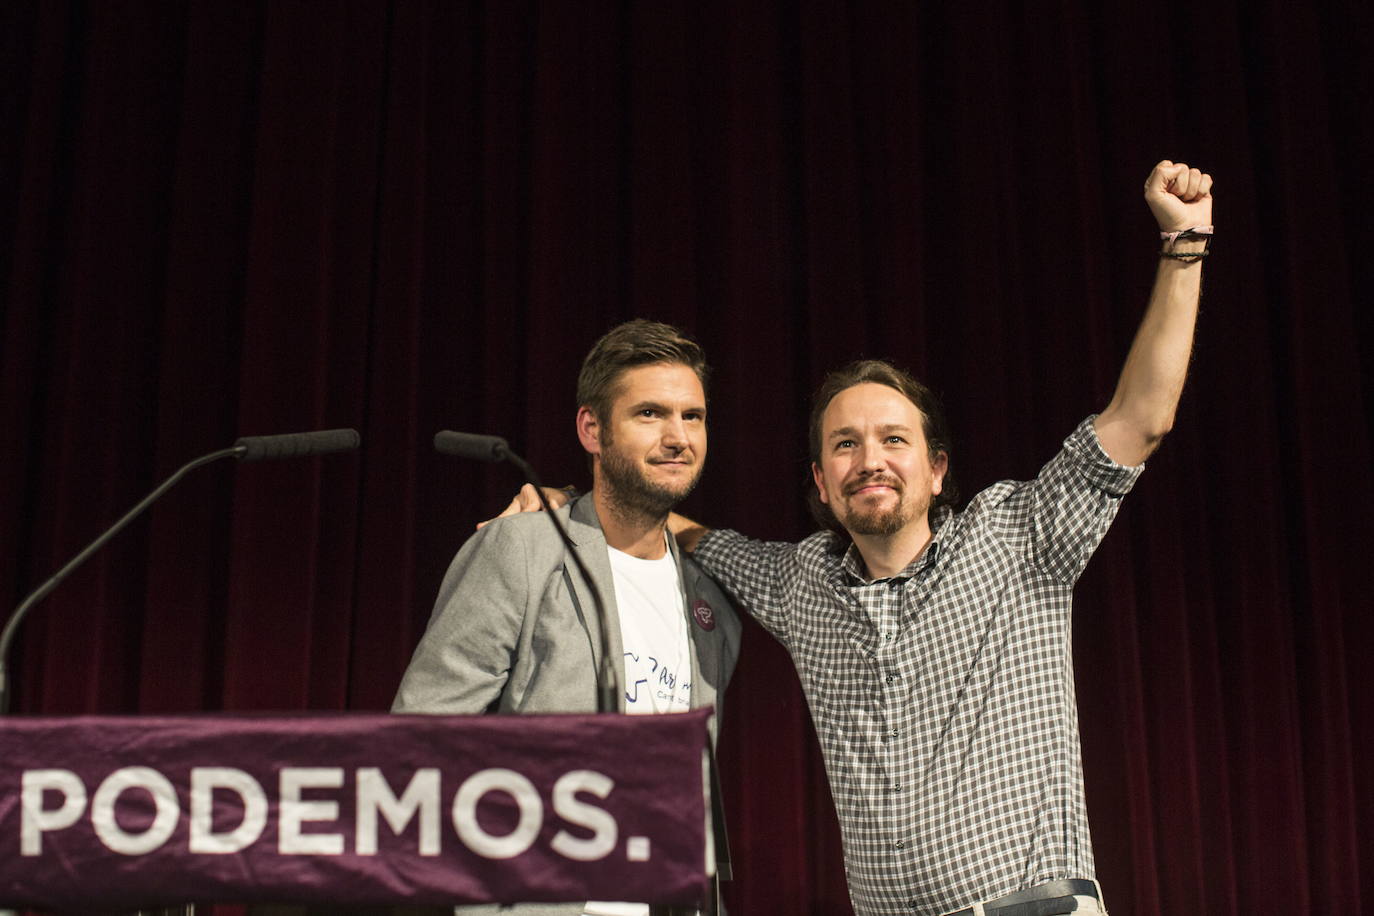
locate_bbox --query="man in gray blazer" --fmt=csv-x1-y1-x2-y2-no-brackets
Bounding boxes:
394,320,742,916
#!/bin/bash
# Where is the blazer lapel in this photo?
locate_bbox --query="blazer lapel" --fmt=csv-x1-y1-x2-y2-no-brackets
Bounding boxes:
566,496,627,712
673,537,723,713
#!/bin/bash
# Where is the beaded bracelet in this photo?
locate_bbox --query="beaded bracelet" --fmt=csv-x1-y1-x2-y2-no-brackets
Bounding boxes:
1160,249,1209,262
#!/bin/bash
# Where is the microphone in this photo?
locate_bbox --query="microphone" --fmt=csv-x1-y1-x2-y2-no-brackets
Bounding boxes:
235,428,360,462
434,430,620,714
0,428,361,714
433,431,509,464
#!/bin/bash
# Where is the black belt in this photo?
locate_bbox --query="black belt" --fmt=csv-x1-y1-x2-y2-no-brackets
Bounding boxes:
945,879,1101,916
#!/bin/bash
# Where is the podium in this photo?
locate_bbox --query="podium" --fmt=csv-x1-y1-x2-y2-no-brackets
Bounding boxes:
0,709,713,911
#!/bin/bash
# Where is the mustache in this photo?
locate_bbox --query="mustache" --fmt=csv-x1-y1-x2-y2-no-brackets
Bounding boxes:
844,474,902,496
649,454,695,465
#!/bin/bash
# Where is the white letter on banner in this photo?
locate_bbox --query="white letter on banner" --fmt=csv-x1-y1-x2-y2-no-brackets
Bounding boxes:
279,768,345,855
550,770,617,861
451,768,542,859
21,770,87,856
189,768,268,853
91,767,180,855
356,768,440,856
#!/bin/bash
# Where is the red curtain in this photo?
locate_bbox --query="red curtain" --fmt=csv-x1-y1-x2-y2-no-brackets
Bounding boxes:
3,2,1372,913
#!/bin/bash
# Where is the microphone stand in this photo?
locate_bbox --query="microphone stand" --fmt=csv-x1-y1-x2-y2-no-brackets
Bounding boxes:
434,431,619,713
0,430,356,916
0,430,359,715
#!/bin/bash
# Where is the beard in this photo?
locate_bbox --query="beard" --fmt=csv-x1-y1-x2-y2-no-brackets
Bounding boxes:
836,478,928,537
599,441,703,522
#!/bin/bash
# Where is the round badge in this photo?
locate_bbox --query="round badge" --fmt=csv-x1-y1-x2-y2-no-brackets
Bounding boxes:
691,599,716,631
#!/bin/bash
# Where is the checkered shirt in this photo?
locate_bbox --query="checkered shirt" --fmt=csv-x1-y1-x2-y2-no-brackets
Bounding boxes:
695,417,1142,916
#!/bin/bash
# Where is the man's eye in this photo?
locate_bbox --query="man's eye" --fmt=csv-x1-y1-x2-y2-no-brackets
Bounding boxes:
886,436,907,445
836,440,855,449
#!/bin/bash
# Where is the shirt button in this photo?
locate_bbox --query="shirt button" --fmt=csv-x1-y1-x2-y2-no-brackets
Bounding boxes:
885,674,897,684
884,633,894,641
890,728,899,738
894,840,905,849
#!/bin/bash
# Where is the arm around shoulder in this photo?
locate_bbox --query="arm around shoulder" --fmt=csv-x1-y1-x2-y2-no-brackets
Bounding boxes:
668,510,711,553
687,525,809,644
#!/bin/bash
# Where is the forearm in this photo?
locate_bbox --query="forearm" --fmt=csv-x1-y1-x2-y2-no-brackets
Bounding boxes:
1095,245,1203,465
1095,160,1212,467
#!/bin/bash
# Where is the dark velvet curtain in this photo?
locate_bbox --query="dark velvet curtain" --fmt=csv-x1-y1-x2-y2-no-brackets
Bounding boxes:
4,2,1372,913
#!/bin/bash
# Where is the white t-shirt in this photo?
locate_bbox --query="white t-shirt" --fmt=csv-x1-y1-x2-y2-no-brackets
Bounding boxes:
583,538,693,916
611,541,693,715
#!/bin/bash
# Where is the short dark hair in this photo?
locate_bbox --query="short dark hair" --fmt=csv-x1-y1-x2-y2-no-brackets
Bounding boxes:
806,359,957,536
577,320,710,421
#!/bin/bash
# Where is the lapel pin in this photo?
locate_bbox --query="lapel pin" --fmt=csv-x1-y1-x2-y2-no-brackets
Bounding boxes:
691,599,716,632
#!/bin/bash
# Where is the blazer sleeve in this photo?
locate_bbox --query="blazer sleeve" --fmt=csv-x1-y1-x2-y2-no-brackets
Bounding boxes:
392,520,534,714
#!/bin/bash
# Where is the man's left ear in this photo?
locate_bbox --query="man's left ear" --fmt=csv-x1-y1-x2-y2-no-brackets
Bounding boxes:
931,451,949,495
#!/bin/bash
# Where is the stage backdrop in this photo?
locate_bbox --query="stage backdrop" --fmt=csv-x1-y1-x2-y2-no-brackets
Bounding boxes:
3,2,1372,913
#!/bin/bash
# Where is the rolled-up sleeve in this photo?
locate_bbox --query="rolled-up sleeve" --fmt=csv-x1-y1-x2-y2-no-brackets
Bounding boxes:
1030,415,1145,583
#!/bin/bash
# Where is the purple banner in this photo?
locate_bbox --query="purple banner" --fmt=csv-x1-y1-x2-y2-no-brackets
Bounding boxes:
0,709,710,910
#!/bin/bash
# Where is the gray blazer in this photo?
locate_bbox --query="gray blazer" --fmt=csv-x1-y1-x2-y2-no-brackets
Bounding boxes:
393,496,742,915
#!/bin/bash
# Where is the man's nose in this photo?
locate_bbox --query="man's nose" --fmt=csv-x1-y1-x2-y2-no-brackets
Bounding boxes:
662,417,689,448
858,441,885,471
